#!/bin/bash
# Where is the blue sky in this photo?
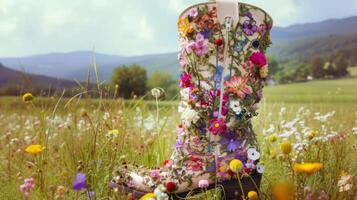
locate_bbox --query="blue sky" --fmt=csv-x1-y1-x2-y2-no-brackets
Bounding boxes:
0,0,356,57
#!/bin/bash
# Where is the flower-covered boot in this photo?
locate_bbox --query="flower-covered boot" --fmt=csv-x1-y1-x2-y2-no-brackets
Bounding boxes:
111,1,272,199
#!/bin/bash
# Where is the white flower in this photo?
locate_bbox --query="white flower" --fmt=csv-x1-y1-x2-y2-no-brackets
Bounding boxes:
256,163,264,173
247,148,260,161
181,108,200,127
180,88,190,101
154,185,169,200
230,100,242,113
151,88,164,98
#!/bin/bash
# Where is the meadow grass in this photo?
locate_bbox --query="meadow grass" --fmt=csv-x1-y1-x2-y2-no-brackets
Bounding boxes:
0,78,356,199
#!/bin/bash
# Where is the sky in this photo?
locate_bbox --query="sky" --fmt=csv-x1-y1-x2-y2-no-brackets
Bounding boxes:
0,0,356,57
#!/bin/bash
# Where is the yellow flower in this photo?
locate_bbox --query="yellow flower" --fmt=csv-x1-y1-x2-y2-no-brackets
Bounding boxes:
178,17,194,38
22,92,34,102
272,181,294,200
108,129,119,135
268,134,278,142
293,162,322,175
229,159,243,173
140,193,156,200
247,191,258,200
25,144,45,155
280,141,292,154
308,130,315,140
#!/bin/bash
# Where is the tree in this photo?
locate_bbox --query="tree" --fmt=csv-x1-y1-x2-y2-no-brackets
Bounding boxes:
110,64,147,98
309,56,325,79
334,54,349,77
147,71,179,99
267,57,279,75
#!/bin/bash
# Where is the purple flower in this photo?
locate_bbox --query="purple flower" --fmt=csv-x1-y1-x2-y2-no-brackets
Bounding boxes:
72,173,87,191
220,133,242,152
86,191,95,199
194,33,209,56
175,139,184,149
243,19,258,36
188,7,198,18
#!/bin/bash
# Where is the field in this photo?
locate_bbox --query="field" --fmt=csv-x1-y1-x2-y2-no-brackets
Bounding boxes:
0,78,356,199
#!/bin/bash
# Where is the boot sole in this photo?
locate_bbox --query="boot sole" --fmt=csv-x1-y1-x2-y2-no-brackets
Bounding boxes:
111,173,262,200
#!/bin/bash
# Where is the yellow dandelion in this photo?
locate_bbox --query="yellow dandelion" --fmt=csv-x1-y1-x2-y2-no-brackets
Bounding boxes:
25,144,45,155
268,134,278,142
178,17,194,38
229,159,243,173
247,191,258,200
140,193,156,200
280,141,292,154
293,162,322,175
22,92,34,102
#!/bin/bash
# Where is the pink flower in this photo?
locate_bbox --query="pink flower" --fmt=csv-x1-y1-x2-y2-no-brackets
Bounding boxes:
198,179,209,189
209,118,227,135
150,169,161,178
180,73,192,88
249,52,267,67
224,76,253,99
188,7,198,18
194,33,209,56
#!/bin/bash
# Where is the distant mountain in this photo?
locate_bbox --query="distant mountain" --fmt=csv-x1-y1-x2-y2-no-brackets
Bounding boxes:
1,15,357,81
0,51,179,81
0,63,77,88
271,16,357,43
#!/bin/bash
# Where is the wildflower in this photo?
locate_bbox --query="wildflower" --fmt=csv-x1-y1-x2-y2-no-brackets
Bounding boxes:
188,7,198,18
338,171,353,192
181,107,200,127
180,73,192,88
247,191,258,200
151,88,164,98
25,144,45,155
19,176,35,199
165,181,177,193
140,193,156,200
214,37,223,46
209,118,227,135
198,179,209,189
224,76,253,99
150,169,161,178
268,134,278,142
249,52,267,67
107,129,119,138
154,185,169,199
72,173,87,191
243,19,258,36
293,162,323,175
247,148,260,161
272,181,294,200
219,133,242,152
256,163,264,173
307,130,315,140
22,92,34,102
229,100,242,114
229,159,243,173
280,141,292,154
178,17,194,38
194,33,209,56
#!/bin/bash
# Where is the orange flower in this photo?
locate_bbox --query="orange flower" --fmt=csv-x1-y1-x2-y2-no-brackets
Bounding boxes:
293,162,322,175
178,17,194,38
224,76,252,99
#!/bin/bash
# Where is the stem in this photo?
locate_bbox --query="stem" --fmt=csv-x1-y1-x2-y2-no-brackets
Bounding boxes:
236,174,246,199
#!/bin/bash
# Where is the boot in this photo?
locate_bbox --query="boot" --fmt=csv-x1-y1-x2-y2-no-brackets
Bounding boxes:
111,1,273,199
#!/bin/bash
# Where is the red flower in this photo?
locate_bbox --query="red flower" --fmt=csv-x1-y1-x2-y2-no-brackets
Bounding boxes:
165,181,177,193
163,160,172,167
249,52,267,67
226,169,234,177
